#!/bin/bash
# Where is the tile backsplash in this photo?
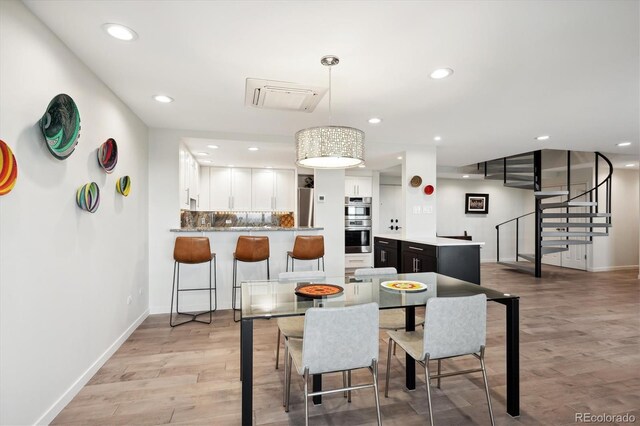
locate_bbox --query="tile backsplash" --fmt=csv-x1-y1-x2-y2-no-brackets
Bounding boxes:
181,210,294,228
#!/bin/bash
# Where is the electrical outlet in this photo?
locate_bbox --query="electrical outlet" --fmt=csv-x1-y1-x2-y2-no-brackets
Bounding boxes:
127,295,132,305
225,219,232,224
138,288,143,295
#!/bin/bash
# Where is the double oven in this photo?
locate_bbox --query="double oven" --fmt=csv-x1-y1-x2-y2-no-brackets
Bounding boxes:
345,197,372,253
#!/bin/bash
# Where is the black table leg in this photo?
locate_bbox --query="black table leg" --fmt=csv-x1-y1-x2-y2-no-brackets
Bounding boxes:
312,374,322,404
505,298,520,417
241,318,253,426
405,306,416,390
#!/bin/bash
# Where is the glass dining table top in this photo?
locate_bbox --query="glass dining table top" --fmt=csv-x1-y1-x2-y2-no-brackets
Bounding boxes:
241,272,517,320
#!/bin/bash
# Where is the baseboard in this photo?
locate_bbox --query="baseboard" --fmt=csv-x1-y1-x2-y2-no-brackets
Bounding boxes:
587,265,639,272
150,303,231,315
35,309,149,425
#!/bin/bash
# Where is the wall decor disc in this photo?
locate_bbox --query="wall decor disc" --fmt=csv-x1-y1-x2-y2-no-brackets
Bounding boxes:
98,138,118,173
40,94,81,160
116,176,131,196
0,140,18,196
424,184,435,195
410,175,422,187
76,182,100,213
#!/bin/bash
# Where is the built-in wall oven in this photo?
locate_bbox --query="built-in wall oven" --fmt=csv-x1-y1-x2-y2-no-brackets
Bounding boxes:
345,197,372,220
345,219,372,253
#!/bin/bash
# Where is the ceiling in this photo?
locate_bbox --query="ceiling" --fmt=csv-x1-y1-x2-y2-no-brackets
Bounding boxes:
25,0,639,168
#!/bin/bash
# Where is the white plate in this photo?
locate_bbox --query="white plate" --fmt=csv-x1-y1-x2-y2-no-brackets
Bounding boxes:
380,280,427,292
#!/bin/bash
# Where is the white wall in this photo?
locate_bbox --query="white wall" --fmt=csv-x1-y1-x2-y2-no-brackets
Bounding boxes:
590,169,639,271
436,178,533,262
0,1,149,424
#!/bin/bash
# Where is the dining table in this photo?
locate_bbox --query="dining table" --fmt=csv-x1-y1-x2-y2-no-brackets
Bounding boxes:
240,272,519,426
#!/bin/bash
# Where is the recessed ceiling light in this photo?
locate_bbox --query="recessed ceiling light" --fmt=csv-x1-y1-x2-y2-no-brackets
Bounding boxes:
625,163,636,167
462,175,469,178
196,152,209,156
248,147,259,151
358,165,366,168
153,95,173,103
266,166,273,169
228,164,235,167
368,117,382,124
429,68,453,79
207,144,219,149
535,135,550,141
434,136,442,141
202,160,213,164
102,23,138,41
397,156,403,160
617,142,632,147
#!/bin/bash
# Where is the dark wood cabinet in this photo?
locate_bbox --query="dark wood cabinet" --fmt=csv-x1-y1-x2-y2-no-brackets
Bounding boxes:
374,237,481,284
374,237,399,269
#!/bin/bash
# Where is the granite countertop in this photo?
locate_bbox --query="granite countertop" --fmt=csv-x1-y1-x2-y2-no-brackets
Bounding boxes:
171,226,324,232
375,233,485,246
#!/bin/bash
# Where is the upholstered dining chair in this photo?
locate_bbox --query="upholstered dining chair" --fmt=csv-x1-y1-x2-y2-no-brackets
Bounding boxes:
286,235,325,272
384,294,494,426
354,267,424,354
284,302,381,426
275,270,326,370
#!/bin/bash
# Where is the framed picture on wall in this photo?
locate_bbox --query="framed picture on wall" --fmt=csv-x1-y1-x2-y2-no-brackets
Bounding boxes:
465,193,489,214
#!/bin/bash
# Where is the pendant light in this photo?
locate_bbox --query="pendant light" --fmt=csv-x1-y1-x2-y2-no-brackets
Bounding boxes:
295,56,365,168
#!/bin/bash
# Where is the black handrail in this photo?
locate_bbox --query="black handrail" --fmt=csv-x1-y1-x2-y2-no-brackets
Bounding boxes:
495,211,534,229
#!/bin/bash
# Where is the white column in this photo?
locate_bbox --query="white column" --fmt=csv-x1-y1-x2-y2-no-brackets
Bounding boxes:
314,169,346,276
401,147,437,237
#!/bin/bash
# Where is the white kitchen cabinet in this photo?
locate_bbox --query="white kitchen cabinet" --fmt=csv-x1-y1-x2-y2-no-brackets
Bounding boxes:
197,167,210,211
251,169,295,211
274,169,295,211
231,168,252,211
209,167,232,210
345,176,372,197
179,144,198,209
251,169,275,210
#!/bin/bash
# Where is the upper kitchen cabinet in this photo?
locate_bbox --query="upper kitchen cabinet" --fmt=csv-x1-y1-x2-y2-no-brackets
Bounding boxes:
178,144,199,209
197,167,210,211
345,176,372,197
251,169,295,211
210,167,252,211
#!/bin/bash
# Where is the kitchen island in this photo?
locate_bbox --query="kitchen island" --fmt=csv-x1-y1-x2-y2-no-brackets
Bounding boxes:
374,233,484,284
169,226,324,310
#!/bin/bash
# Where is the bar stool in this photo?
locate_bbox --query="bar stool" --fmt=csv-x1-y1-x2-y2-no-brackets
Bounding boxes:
232,236,270,322
286,235,325,272
170,237,217,327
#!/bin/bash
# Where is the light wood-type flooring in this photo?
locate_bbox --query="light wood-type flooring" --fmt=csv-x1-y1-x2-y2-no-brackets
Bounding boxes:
53,264,640,425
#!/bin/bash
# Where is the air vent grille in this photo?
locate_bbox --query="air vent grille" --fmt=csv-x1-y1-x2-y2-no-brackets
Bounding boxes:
245,78,327,112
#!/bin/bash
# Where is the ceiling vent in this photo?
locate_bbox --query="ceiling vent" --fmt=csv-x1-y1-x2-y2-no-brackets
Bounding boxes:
245,78,327,113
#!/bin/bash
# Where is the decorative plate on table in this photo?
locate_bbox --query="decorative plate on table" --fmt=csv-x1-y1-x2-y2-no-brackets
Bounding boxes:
380,280,427,292
295,284,344,299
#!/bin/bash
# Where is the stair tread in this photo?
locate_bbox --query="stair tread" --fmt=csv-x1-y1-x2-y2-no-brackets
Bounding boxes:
541,222,612,228
497,261,535,273
541,212,611,218
505,182,535,189
534,191,569,199
541,231,608,237
540,201,598,209
518,247,570,260
541,240,594,246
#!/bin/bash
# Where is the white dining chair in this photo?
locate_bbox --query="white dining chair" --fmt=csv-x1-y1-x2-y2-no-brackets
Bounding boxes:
285,302,381,426
354,267,424,354
384,294,494,426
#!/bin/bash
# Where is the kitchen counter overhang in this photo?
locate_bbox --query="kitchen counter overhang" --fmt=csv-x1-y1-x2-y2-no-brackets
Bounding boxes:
171,226,324,232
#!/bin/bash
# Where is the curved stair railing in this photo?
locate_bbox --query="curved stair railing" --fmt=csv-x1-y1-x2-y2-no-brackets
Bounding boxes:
495,151,613,277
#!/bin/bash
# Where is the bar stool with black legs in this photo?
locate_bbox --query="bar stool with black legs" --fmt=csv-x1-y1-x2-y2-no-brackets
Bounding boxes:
170,237,217,327
286,235,324,272
232,236,270,322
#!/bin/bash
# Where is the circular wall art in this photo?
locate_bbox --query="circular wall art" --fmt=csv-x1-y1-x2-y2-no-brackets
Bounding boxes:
40,94,81,160
76,182,100,213
97,138,118,173
0,140,18,196
116,176,131,196
410,175,422,187
424,184,434,195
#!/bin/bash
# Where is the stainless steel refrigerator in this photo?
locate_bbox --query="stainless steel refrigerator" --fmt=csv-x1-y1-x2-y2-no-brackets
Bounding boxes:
297,188,314,227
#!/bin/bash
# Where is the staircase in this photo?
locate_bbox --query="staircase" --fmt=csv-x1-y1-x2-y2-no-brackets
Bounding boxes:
487,150,613,277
